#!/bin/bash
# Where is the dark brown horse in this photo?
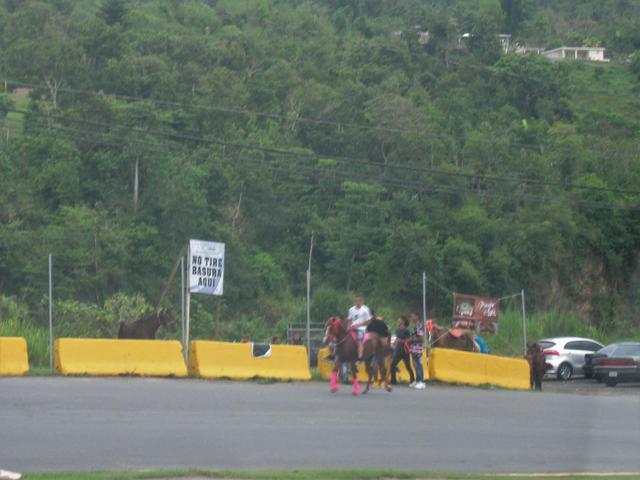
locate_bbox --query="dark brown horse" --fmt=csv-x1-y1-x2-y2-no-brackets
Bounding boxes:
118,309,175,339
526,343,545,391
427,321,477,351
324,316,360,395
361,331,392,394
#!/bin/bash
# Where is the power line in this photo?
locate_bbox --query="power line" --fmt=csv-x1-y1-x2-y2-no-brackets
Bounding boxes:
3,118,639,212
7,78,639,160
2,115,638,212
5,106,640,197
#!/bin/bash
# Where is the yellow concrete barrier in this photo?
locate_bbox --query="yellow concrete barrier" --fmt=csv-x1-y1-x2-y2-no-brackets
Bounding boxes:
428,348,486,386
55,338,188,377
0,337,29,376
317,347,334,379
316,347,428,382
428,347,529,390
190,341,311,381
484,353,531,390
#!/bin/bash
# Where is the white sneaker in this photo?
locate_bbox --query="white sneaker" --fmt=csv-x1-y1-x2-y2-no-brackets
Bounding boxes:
409,381,417,388
415,382,426,390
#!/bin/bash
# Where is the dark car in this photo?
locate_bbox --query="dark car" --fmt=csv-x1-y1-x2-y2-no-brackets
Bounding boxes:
592,342,640,387
584,343,619,380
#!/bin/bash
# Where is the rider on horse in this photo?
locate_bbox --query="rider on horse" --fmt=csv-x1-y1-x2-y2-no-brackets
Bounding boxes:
347,294,372,361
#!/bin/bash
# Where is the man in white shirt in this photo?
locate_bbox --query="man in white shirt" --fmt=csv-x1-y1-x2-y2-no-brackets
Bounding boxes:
347,294,372,360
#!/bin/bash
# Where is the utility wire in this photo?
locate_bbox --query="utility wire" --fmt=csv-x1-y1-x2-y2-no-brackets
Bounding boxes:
2,116,637,212
7,78,639,159
3,118,638,211
5,107,640,197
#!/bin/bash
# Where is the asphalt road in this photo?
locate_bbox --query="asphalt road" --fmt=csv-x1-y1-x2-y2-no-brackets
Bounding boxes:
1,377,639,474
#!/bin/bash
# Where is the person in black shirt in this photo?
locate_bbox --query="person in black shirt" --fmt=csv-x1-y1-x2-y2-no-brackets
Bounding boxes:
390,315,414,385
366,315,390,338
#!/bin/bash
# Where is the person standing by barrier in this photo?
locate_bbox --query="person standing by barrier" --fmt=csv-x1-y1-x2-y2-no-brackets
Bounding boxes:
347,294,372,361
390,316,414,385
409,311,425,389
474,334,490,354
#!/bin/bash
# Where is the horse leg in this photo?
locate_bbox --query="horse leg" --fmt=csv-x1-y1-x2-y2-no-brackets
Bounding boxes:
535,366,543,391
330,359,339,393
351,362,360,396
381,357,391,392
529,365,534,390
363,359,373,395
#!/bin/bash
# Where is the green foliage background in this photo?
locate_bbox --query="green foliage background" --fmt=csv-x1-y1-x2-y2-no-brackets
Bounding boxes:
1,0,640,365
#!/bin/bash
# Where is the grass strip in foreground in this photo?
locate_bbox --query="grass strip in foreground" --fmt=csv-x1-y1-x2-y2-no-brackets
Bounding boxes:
23,469,640,480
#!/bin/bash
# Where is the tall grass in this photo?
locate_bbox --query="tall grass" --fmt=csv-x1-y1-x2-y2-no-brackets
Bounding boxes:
0,317,49,367
4,290,640,369
484,309,640,357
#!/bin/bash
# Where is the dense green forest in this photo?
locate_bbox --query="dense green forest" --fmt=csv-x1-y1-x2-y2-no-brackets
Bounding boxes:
1,0,640,362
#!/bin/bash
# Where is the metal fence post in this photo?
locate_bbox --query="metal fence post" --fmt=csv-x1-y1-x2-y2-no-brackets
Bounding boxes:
521,289,527,356
422,272,427,351
48,254,53,371
306,233,314,366
181,255,185,356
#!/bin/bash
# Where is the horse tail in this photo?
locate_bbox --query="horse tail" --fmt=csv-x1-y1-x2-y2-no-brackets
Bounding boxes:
117,321,126,339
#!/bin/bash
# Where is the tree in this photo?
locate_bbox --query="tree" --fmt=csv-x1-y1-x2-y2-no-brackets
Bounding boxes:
491,54,568,120
99,0,127,26
4,8,86,107
630,50,640,80
0,94,14,118
467,0,505,64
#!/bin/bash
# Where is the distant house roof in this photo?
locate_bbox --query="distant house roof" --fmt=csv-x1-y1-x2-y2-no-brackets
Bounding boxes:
12,87,32,97
543,46,605,54
541,46,609,62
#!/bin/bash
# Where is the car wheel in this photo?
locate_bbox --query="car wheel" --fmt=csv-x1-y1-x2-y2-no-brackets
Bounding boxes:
606,378,617,387
557,362,573,381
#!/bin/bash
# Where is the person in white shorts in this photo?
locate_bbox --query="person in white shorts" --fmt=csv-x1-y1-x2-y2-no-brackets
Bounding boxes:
347,294,372,361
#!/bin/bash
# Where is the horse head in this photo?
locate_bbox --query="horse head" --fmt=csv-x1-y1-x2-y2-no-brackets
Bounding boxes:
525,343,542,360
323,316,344,344
157,308,177,333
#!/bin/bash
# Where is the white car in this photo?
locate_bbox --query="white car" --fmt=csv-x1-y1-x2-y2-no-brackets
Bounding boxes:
537,337,604,380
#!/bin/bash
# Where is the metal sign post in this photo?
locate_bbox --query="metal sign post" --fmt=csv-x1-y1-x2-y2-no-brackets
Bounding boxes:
48,254,53,371
186,239,225,362
306,269,311,364
521,289,527,356
422,271,427,351
180,255,185,356
306,233,314,366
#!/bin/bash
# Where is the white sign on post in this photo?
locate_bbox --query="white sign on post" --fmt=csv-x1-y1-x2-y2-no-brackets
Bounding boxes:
189,239,225,296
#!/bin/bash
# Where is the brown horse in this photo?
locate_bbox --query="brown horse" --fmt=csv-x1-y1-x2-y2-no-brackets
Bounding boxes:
361,332,392,394
324,316,360,395
525,343,545,391
118,309,175,339
427,321,477,351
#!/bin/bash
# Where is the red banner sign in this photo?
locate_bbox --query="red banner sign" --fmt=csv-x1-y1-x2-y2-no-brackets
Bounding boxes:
452,293,500,333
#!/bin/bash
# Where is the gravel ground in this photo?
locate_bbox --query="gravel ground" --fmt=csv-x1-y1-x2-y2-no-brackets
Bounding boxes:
540,376,640,396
